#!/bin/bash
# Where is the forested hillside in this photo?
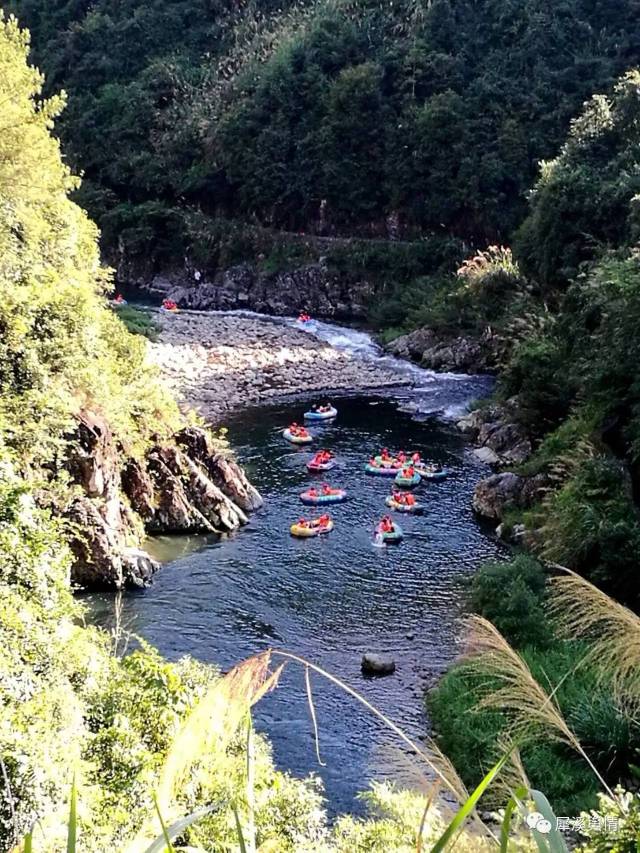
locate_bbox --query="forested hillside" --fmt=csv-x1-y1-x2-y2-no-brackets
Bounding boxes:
1,13,479,851
4,0,640,847
8,0,640,272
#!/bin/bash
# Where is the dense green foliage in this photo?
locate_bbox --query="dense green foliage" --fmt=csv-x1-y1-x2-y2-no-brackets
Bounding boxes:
7,0,640,274
0,14,509,852
429,556,640,815
4,0,640,842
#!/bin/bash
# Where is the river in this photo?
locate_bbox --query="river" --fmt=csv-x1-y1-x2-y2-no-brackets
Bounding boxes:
86,316,504,816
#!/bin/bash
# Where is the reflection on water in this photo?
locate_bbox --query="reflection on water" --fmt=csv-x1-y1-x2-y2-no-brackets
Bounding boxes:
85,393,504,815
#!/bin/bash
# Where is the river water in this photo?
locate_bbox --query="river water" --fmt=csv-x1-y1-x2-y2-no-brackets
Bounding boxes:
86,316,504,816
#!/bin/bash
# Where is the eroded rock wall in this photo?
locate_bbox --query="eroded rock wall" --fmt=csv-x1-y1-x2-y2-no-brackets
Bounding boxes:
64,412,262,589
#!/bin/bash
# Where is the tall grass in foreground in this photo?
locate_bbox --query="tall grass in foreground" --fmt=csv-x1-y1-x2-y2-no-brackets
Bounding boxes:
548,567,640,699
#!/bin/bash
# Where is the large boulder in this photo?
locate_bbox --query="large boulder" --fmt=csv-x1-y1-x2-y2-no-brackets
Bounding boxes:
66,496,158,589
387,326,503,374
459,400,533,467
361,653,396,677
472,472,526,520
65,413,260,588
143,445,247,532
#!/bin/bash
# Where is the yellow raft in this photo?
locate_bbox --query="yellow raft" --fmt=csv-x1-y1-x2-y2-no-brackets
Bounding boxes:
290,520,334,537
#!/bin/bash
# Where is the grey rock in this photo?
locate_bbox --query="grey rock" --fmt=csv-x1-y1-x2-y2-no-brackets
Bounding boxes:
473,446,501,465
175,426,263,512
501,439,533,465
131,260,375,320
66,497,157,589
387,325,502,374
122,548,160,588
472,472,525,520
362,654,396,676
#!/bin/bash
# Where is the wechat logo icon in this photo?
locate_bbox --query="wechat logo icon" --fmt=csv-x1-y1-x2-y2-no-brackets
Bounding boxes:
526,812,552,834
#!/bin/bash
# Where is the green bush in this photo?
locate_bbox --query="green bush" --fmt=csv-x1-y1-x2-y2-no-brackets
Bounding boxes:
540,456,640,606
113,306,161,341
428,638,631,815
468,555,551,649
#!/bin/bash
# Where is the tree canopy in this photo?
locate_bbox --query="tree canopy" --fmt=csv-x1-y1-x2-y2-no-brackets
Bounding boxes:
7,0,640,266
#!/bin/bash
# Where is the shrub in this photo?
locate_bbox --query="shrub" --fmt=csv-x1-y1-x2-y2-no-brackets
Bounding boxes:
113,306,161,341
468,555,551,649
540,456,640,606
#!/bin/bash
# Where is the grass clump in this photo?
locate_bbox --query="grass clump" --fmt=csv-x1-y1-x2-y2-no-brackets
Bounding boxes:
113,305,161,341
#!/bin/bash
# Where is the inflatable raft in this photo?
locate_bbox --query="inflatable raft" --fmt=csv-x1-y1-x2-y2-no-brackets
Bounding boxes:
304,406,337,421
301,489,346,506
380,523,403,543
415,464,448,481
307,458,335,472
290,520,334,537
385,496,424,513
395,470,422,488
365,463,401,476
283,428,313,444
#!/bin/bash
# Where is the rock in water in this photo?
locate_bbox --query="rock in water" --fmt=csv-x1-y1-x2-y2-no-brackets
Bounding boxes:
65,412,261,589
473,446,500,465
66,496,159,589
361,653,396,676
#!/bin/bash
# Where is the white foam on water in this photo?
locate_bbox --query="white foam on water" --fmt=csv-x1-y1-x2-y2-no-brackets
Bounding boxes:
178,308,494,417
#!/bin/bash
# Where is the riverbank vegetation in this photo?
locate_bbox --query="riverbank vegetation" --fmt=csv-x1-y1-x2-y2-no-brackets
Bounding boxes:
427,67,640,837
4,0,640,848
0,15,328,851
0,11,537,852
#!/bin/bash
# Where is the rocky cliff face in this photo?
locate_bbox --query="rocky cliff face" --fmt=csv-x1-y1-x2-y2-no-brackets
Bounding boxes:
130,260,375,320
64,411,262,589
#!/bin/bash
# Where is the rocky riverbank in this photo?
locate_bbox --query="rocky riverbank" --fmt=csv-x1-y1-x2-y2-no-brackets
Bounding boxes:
141,261,375,320
147,309,409,423
386,325,507,374
64,412,263,589
456,400,549,542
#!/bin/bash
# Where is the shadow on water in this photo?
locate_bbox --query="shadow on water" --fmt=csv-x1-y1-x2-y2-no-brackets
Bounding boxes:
85,392,505,816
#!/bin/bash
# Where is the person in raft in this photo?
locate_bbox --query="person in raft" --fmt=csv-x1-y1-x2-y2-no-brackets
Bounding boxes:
321,483,339,495
298,312,311,323
302,514,330,529
316,449,333,463
307,487,319,498
393,491,416,506
397,450,407,464
377,515,394,534
411,452,421,463
289,423,310,438
113,293,125,304
162,298,178,310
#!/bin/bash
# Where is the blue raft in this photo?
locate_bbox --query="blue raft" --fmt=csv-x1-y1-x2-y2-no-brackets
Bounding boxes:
300,489,347,505
365,463,401,477
304,406,338,421
394,470,422,488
